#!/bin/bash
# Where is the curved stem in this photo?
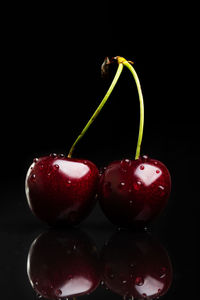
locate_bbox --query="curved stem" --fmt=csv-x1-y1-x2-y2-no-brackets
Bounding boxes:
116,57,144,159
67,63,124,158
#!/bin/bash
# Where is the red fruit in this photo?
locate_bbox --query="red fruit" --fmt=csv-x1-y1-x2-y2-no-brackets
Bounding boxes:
101,230,173,299
25,154,99,225
27,229,101,299
99,155,171,227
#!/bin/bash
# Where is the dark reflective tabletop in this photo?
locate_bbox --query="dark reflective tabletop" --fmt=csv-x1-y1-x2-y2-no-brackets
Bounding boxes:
0,176,197,299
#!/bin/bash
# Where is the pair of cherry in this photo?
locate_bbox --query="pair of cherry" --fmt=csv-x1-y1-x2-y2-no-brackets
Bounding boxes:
25,56,171,227
27,229,173,299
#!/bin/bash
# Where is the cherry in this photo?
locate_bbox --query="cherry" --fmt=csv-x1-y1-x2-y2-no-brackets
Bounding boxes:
27,229,101,299
25,154,99,225
101,230,173,299
25,57,125,225
99,156,171,227
84,56,172,226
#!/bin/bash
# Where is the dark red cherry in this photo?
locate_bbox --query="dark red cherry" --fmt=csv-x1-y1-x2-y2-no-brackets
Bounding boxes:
101,230,173,299
27,229,101,299
99,156,171,227
25,154,99,225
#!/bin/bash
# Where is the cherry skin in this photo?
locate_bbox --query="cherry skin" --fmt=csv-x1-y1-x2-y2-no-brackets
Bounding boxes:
99,155,171,227
27,229,101,299
25,154,99,225
101,230,173,299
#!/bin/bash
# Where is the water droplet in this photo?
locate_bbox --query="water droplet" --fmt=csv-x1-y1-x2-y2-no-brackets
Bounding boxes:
50,153,57,158
67,274,73,280
122,280,127,284
129,200,133,205
118,182,126,189
33,158,38,163
156,169,160,174
55,289,62,296
158,185,165,195
159,267,166,278
39,164,44,170
30,173,36,182
35,281,38,286
142,155,148,161
58,153,65,158
36,294,42,299
121,159,131,171
66,179,71,185
83,160,88,164
140,165,145,170
142,293,147,298
53,164,59,170
154,161,158,165
135,276,144,286
133,181,142,190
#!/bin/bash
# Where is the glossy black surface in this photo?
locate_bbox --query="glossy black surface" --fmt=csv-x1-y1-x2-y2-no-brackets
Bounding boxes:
1,3,198,299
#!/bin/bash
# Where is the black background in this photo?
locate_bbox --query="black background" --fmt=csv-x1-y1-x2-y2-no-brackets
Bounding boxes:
0,3,198,299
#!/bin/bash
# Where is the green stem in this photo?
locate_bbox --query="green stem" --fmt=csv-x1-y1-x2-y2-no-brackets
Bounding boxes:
67,63,124,158
117,57,144,159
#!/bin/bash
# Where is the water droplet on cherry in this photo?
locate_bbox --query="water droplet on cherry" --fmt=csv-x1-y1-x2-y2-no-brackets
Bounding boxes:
142,155,148,161
53,164,59,170
58,153,65,158
66,179,71,185
156,169,160,174
140,165,145,170
121,159,131,171
135,276,144,286
39,164,44,170
50,153,57,158
55,289,62,296
33,158,38,163
142,293,147,298
159,266,166,278
118,182,126,189
133,181,142,190
158,185,165,195
30,173,36,182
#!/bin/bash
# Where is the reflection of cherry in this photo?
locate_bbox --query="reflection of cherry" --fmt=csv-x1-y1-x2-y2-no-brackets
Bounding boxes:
27,229,101,299
101,230,173,299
